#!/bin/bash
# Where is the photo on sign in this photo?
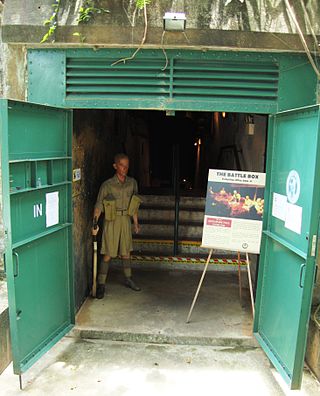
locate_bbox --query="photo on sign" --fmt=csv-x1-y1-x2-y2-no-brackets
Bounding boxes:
205,181,264,221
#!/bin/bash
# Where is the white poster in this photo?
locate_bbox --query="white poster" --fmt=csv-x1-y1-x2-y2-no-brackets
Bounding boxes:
285,203,302,235
201,169,266,254
46,191,59,228
272,192,287,221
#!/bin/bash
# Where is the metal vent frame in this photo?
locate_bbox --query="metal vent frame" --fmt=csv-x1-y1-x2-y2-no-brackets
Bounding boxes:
28,48,318,114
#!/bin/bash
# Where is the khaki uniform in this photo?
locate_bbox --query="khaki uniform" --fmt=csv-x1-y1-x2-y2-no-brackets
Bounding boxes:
95,174,138,257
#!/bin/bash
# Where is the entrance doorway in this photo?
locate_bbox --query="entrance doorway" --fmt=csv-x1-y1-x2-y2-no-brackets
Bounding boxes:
72,108,268,342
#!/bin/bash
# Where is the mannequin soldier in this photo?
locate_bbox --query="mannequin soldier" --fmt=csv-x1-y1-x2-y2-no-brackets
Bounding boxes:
92,153,141,299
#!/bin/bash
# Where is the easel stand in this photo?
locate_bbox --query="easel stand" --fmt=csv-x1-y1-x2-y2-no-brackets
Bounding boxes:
186,250,255,323
186,249,213,323
246,252,255,317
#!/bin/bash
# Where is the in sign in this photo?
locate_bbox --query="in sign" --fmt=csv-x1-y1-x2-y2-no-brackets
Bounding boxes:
33,203,43,218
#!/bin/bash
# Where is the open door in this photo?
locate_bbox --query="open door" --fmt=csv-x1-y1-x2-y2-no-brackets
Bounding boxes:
0,100,74,376
254,105,320,389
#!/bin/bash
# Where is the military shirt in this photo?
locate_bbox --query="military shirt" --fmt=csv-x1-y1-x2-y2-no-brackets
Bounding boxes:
95,174,138,212
95,174,138,257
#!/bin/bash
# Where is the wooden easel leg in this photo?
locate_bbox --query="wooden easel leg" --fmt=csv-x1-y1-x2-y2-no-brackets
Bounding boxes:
186,249,213,323
237,251,242,304
246,252,255,317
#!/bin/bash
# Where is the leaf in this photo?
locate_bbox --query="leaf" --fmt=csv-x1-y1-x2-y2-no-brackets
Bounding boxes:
73,32,80,36
40,33,49,43
136,0,151,10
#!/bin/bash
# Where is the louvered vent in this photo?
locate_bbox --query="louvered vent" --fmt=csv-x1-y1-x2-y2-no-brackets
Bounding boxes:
172,59,279,103
66,56,279,105
66,58,170,100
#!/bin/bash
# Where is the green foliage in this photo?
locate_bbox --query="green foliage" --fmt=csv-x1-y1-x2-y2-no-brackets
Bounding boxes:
136,0,152,10
41,0,60,43
73,32,86,43
77,0,109,24
73,1,109,43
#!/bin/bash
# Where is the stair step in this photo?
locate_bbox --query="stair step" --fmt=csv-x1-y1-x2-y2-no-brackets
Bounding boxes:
140,204,204,212
139,209,204,223
140,195,205,209
133,236,201,245
130,253,247,266
139,219,203,226
138,223,203,239
133,236,207,255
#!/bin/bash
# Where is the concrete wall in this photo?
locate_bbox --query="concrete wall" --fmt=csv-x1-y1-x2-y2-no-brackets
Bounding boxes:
2,1,320,48
0,280,11,375
72,109,146,309
73,110,117,309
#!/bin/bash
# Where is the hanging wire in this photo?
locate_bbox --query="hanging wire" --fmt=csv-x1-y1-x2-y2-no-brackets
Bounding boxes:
161,31,169,71
284,0,320,79
299,0,319,53
299,0,320,69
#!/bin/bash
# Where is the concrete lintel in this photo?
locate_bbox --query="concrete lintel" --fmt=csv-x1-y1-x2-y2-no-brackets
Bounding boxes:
2,24,311,53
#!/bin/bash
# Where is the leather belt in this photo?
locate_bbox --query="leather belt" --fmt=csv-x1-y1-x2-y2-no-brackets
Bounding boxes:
116,209,128,216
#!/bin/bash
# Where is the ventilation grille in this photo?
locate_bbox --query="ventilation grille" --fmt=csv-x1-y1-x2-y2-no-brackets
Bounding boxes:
66,57,279,104
172,60,279,102
66,58,170,99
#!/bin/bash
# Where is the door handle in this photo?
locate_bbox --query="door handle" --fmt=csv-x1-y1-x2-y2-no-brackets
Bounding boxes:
13,251,20,277
299,263,306,288
314,265,318,285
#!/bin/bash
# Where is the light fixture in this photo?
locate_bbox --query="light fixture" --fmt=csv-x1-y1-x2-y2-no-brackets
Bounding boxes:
163,12,186,31
222,112,226,118
245,115,255,135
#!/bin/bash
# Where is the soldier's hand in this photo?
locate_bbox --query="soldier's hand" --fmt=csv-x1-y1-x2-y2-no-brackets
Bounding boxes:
134,223,140,234
92,225,99,236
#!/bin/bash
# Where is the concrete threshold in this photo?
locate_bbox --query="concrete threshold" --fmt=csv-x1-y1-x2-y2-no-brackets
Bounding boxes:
70,328,258,349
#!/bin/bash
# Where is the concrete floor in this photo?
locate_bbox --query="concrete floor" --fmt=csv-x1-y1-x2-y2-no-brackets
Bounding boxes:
74,268,254,345
1,268,320,395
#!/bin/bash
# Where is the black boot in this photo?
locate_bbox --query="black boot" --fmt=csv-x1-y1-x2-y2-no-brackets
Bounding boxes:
96,284,105,299
124,277,141,291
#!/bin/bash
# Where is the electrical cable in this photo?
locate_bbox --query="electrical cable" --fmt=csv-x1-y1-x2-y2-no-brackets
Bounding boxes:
299,0,320,69
299,0,319,53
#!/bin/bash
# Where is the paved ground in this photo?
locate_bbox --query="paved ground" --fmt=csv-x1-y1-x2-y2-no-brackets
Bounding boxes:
1,268,320,395
1,337,320,396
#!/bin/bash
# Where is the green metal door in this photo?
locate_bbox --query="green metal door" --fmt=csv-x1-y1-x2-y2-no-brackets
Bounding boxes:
254,105,320,389
0,100,74,375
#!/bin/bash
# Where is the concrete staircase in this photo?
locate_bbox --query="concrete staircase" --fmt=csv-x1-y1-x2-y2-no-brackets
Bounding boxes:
133,195,205,257
132,194,244,269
